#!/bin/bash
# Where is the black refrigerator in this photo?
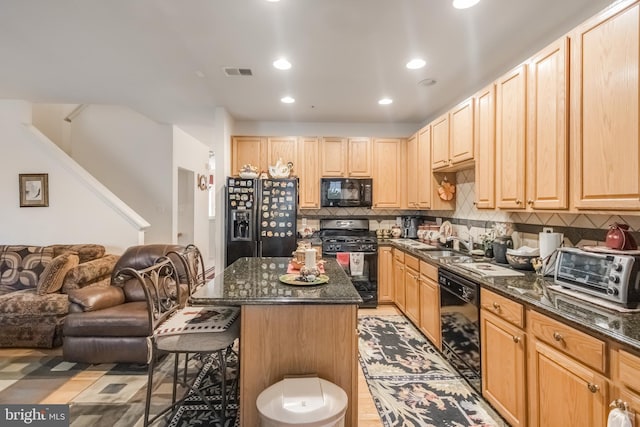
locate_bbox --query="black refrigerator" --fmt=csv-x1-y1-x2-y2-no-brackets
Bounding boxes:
225,177,298,266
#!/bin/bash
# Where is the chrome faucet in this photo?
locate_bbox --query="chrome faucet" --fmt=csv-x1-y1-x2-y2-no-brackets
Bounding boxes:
448,236,474,252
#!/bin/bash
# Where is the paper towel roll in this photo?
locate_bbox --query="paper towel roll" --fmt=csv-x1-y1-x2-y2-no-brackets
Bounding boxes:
305,249,316,269
539,232,563,259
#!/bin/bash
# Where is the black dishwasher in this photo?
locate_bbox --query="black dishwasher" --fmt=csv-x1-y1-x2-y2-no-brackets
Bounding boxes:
439,267,481,393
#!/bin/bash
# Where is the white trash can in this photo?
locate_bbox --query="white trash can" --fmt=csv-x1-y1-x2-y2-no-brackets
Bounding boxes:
256,376,348,427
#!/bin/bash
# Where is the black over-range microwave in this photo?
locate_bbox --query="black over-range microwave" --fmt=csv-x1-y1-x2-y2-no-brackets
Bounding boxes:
320,178,372,208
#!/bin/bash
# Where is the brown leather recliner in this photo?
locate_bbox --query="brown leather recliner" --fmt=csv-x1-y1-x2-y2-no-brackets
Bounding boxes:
62,244,196,364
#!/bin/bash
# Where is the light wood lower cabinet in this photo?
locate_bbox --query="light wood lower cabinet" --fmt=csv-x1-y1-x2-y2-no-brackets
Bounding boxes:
404,254,420,324
393,249,405,312
377,246,394,303
612,348,640,426
418,260,440,349
481,309,527,427
527,310,608,427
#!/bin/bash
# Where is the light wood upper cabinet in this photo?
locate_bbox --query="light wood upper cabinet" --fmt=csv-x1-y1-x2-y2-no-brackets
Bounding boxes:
320,137,347,177
297,137,320,209
377,246,394,303
450,98,475,165
474,84,496,209
231,136,266,176
417,126,432,209
321,137,371,177
347,138,372,177
266,137,297,172
406,132,419,209
571,1,640,210
496,64,527,209
527,37,569,210
372,138,403,208
431,114,450,169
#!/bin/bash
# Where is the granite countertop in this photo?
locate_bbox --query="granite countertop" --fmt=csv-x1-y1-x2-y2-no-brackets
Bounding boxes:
190,257,362,305
381,240,640,352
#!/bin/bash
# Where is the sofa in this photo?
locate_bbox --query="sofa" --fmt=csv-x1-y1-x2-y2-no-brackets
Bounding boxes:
0,244,119,348
62,244,197,364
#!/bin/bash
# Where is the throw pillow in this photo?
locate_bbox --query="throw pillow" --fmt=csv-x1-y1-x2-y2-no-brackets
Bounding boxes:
37,253,80,295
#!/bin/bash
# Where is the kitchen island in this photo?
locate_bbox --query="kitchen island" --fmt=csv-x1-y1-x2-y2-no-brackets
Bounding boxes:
191,257,362,427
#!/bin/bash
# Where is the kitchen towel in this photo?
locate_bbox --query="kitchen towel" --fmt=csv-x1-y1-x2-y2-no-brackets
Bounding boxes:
607,408,632,427
336,252,350,268
350,252,364,276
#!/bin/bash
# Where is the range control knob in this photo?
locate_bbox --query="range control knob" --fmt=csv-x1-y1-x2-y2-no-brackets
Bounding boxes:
607,287,619,296
612,263,623,272
609,276,620,284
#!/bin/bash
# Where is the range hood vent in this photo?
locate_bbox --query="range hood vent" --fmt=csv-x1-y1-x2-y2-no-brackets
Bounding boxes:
223,67,253,77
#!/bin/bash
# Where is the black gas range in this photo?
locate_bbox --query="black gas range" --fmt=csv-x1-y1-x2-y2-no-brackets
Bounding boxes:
319,219,378,308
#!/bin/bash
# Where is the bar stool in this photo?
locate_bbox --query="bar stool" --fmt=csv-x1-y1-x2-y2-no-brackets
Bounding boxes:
115,256,239,426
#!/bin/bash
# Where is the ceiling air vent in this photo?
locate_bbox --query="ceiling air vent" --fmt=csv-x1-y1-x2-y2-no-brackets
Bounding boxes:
223,67,253,77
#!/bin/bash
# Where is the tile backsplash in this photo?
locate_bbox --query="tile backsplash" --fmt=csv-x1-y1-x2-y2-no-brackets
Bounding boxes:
298,167,640,248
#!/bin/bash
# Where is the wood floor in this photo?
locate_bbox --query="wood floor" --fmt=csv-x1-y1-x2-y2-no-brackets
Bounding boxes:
0,304,402,426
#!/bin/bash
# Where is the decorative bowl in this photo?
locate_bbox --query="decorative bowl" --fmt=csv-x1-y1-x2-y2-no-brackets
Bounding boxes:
239,171,259,179
505,253,538,271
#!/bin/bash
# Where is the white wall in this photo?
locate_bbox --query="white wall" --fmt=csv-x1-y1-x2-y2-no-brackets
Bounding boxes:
212,107,235,269
71,105,173,244
173,126,211,259
0,100,145,254
233,121,418,138
32,104,77,154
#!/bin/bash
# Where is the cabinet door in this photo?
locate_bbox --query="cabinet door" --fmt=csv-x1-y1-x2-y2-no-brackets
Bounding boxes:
496,64,527,209
571,1,640,210
417,126,432,209
393,258,405,312
419,274,440,349
431,114,450,169
406,133,419,209
266,137,297,171
372,138,403,208
404,266,420,324
298,137,320,209
528,340,608,427
527,37,569,210
347,138,372,177
481,310,526,427
231,136,265,176
450,97,475,165
474,84,496,209
377,247,394,303
320,137,347,177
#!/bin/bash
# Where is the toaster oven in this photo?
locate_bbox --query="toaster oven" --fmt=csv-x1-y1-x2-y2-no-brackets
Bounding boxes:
554,247,640,307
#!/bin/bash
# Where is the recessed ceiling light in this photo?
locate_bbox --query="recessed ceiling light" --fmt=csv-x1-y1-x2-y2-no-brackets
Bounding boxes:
452,0,480,9
273,58,292,70
281,96,295,104
378,98,393,105
406,59,426,70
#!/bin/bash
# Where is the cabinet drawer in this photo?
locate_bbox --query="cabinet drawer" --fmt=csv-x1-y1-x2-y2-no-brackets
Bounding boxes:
619,350,640,394
528,309,606,373
480,288,524,328
393,249,405,262
420,260,438,281
405,254,420,271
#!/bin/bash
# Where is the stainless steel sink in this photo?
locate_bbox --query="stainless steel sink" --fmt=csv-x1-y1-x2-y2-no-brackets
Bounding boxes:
424,250,474,264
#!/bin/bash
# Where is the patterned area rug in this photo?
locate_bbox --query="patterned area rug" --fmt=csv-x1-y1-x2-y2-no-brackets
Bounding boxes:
0,352,238,427
358,315,508,427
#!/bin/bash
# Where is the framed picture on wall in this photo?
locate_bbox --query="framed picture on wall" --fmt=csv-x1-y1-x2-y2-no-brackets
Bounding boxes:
19,173,49,207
